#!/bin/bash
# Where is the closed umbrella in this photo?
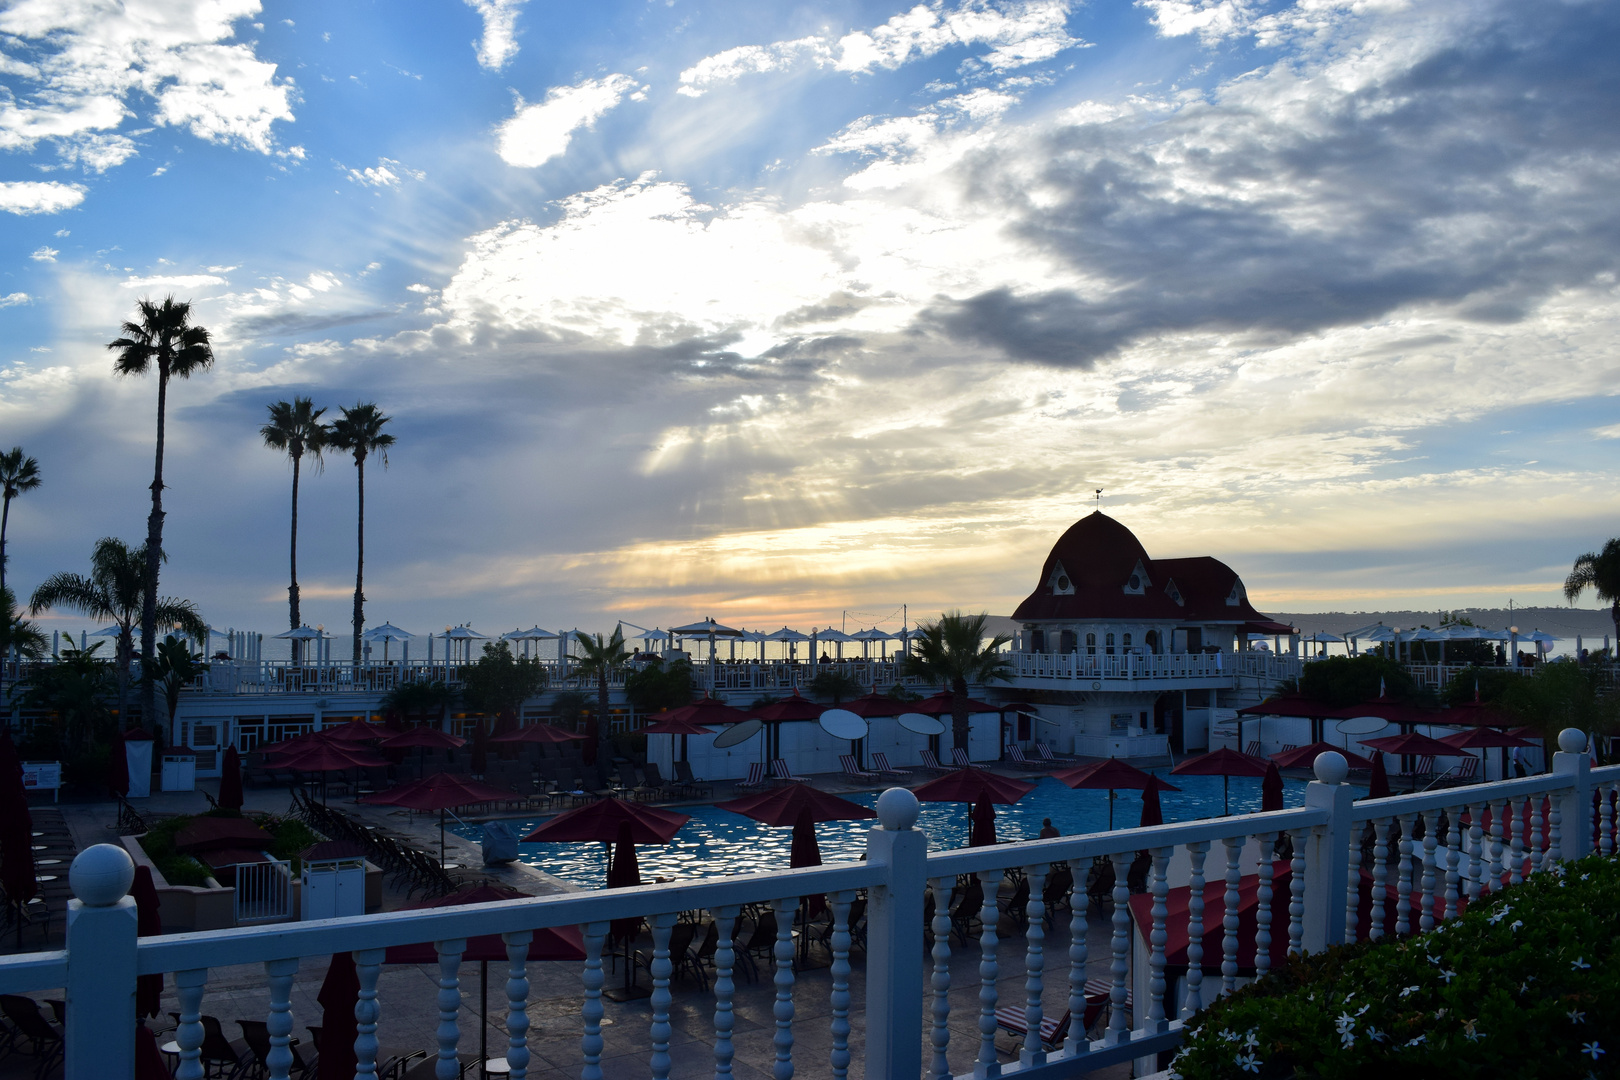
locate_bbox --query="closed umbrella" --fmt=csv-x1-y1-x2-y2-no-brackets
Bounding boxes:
1171,747,1269,816
1261,762,1285,812
1054,758,1179,830
1365,753,1392,800
131,865,163,1018
217,745,244,811
969,797,997,847
471,722,489,775
1139,784,1164,828
0,730,37,943
316,953,359,1080
108,727,130,797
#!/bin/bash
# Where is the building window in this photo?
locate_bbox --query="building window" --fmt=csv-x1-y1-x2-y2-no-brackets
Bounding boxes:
1144,630,1159,653
1060,630,1077,653
1110,712,1133,733
1123,633,1133,652
1030,629,1045,652
1086,633,1096,655
1105,633,1115,655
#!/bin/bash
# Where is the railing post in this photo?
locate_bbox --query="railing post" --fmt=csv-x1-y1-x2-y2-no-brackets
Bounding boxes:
1301,752,1353,951
65,844,139,1080
1553,728,1592,861
864,787,927,1080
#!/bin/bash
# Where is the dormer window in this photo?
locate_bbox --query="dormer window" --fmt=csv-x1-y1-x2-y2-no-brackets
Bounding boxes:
1226,578,1247,607
1165,579,1184,606
1049,561,1075,595
1122,559,1150,595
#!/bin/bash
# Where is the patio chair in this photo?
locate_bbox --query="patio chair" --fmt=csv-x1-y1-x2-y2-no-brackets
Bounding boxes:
635,921,700,985
1279,743,1299,754
949,877,984,946
738,762,771,788
237,1018,314,1078
1004,744,1048,771
839,754,878,781
951,748,988,770
1429,757,1479,788
869,752,913,776
770,758,807,783
739,909,779,965
995,978,1122,1049
1033,741,1076,764
641,762,676,798
673,760,713,798
1244,741,1264,758
917,750,953,773
0,996,62,1080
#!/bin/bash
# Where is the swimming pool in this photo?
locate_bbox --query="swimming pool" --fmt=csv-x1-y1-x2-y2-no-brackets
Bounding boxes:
453,771,1356,889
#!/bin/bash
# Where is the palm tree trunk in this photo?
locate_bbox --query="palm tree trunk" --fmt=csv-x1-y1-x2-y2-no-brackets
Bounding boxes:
289,451,301,664
1611,599,1619,653
1,492,12,599
116,626,133,729
597,672,612,774
951,675,971,752
143,367,168,734
351,452,365,667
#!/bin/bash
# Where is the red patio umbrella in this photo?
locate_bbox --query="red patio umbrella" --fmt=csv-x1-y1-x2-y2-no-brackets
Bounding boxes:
108,727,130,797
316,953,359,1080
840,692,909,719
379,726,468,778
217,745,244,811
362,774,522,864
320,719,386,743
1139,783,1164,828
0,729,37,943
909,691,999,716
912,768,1033,847
1269,742,1374,771
1173,748,1269,817
131,865,163,1018
639,712,713,765
663,695,755,726
1054,759,1179,830
1361,732,1465,791
1261,761,1284,812
264,741,388,772
488,723,584,744
1439,727,1535,783
715,782,876,827
750,690,826,723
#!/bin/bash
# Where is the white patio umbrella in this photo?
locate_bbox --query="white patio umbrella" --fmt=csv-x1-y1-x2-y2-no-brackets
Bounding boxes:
444,624,487,663
670,618,743,690
1405,627,1447,664
1526,630,1559,663
814,627,857,660
363,623,414,663
851,627,893,660
502,626,557,657
739,629,768,662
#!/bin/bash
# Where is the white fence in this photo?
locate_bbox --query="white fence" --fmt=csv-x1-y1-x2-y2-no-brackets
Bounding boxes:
1012,650,1300,685
231,859,293,924
3,733,1615,1080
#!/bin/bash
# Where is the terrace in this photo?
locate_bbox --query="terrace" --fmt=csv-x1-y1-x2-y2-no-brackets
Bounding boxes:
1,731,1615,1079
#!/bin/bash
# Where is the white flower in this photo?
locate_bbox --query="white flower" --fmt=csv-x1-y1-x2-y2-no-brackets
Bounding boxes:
1367,1027,1386,1043
1569,1009,1587,1024
1236,1051,1261,1073
1406,1034,1428,1047
1510,920,1523,932
1440,969,1457,984
1571,957,1591,970
1340,1031,1356,1049
1243,1031,1260,1050
1220,1028,1238,1043
1427,954,1441,965
1336,1013,1356,1034
1400,985,1420,998
1580,1042,1604,1061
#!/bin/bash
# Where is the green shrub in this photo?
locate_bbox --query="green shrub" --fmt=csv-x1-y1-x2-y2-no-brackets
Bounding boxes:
1171,853,1619,1079
137,815,212,887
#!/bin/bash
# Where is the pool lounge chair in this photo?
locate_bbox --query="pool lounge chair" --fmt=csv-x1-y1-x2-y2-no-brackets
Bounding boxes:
674,760,713,798
770,758,807,783
1003,744,1048,771
738,761,771,788
994,978,1123,1048
951,748,988,770
1034,741,1077,764
869,752,912,776
917,749,953,773
840,754,878,780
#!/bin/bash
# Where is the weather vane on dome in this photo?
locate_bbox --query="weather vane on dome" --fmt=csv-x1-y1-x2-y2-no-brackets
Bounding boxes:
1094,488,1103,510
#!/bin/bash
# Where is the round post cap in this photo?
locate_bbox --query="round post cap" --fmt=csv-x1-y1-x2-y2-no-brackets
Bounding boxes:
1312,751,1349,785
1557,728,1588,754
69,843,135,906
876,787,920,831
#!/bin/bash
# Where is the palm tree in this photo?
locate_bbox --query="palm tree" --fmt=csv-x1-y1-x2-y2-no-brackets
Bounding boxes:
108,296,214,727
573,626,630,772
328,403,394,666
149,635,209,738
0,584,48,711
902,611,1014,751
29,538,207,731
0,447,42,599
260,398,328,661
1565,538,1620,646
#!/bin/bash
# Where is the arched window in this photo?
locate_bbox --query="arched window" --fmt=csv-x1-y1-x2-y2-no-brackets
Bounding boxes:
1123,633,1133,652
1060,630,1077,653
1105,633,1116,654
1086,633,1096,655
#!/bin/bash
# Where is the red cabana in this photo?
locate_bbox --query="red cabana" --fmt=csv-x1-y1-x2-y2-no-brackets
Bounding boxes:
749,690,825,723
840,692,910,719
639,712,714,765
909,691,999,716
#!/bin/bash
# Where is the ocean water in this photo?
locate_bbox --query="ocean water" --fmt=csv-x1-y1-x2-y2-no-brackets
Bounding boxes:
451,772,1355,888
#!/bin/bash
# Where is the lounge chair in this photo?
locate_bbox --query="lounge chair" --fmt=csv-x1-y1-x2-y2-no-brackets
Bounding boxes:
870,752,913,776
1244,741,1264,758
951,748,988,770
674,760,713,798
917,749,953,773
770,758,807,783
738,762,771,788
0,995,63,1080
994,977,1122,1048
1004,744,1048,771
1033,741,1077,764
1429,756,1479,788
840,754,878,780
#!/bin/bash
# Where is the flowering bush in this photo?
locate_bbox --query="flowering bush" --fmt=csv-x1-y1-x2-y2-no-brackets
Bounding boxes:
1170,853,1618,1079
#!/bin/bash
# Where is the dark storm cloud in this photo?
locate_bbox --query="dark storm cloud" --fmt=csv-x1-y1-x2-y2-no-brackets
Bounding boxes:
232,309,398,336
918,0,1620,367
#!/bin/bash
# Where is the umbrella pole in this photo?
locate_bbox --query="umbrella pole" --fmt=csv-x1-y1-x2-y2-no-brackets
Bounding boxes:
1224,774,1230,817
480,960,488,1070
1108,789,1114,831
440,809,447,866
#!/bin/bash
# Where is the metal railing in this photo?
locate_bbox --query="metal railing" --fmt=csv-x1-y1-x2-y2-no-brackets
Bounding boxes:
231,859,294,924
4,736,1616,1079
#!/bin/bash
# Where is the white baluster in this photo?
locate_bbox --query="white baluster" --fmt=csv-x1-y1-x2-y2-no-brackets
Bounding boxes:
1599,784,1614,856
829,891,855,1080
1395,816,1413,936
1346,823,1362,943
581,922,608,1080
928,879,953,1079
712,906,739,1078
1416,811,1435,932
1107,853,1131,1045
1466,804,1485,903
264,957,297,1080
355,948,384,1079
648,912,675,1080
1020,864,1048,1066
1508,798,1525,885
1549,789,1563,863
1182,843,1207,1017
1288,829,1307,957
1488,800,1506,893
434,938,465,1080
1529,794,1544,873
1064,858,1091,1059
1443,808,1461,922
1254,834,1273,979
502,932,531,1080
1147,847,1170,1033
1220,837,1243,995
174,968,207,1080
1370,819,1389,940
772,895,797,1080
976,868,1004,1076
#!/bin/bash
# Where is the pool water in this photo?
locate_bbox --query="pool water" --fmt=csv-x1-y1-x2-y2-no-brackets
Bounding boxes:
453,772,1357,889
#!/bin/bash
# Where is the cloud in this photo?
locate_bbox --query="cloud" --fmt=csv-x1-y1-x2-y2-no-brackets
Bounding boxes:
0,0,295,164
346,157,423,188
677,0,1083,96
496,75,639,168
463,0,529,70
30,246,57,262
1137,0,1260,45
0,292,30,308
0,181,85,215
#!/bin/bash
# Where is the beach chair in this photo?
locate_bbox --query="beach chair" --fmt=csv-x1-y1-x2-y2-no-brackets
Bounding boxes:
840,754,878,780
674,760,713,798
1034,741,1077,764
1430,756,1479,787
1004,744,1048,771
770,758,807,783
918,749,953,773
0,995,63,1080
1279,744,1299,754
738,761,771,788
951,748,988,770
1244,741,1264,758
870,752,913,776
994,978,1122,1048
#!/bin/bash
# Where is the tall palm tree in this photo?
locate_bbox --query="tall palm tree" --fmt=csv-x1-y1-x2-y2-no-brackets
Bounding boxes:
260,398,328,661
0,447,42,599
902,611,1014,751
29,538,207,731
1565,538,1620,646
328,403,394,666
108,296,214,726
573,626,630,771
0,584,49,710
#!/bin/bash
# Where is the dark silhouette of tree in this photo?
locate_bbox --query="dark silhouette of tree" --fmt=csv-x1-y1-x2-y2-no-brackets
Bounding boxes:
902,611,1013,749
0,446,42,599
328,403,394,666
1564,538,1620,644
260,398,328,661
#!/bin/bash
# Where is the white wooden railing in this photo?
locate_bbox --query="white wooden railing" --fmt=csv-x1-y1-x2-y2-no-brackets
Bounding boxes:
231,859,294,924
3,733,1615,1080
1011,650,1301,684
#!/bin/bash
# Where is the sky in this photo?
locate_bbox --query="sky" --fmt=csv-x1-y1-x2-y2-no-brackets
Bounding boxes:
2,0,1618,644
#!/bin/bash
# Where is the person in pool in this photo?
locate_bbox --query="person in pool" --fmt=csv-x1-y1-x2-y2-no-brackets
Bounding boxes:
1038,818,1060,838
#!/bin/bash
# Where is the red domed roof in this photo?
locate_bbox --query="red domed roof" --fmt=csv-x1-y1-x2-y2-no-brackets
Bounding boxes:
1011,511,1270,624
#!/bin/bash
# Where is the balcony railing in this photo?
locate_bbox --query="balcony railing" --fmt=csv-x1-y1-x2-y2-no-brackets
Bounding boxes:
3,735,1616,1079
1011,650,1301,684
